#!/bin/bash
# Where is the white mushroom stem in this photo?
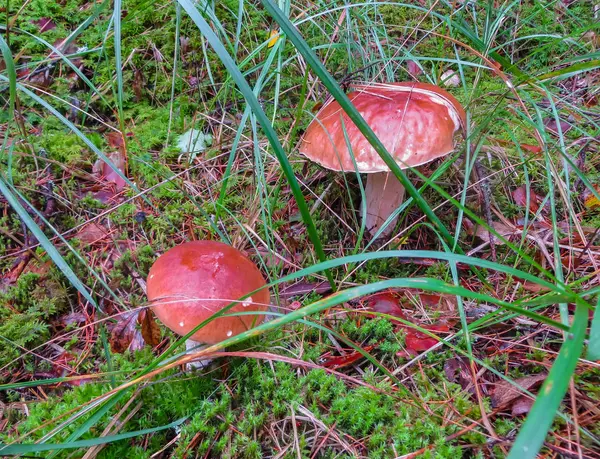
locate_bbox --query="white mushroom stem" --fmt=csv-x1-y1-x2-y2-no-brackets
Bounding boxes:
185,339,214,370
364,172,406,238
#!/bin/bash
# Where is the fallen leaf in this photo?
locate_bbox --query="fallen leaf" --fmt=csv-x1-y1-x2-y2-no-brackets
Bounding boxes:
60,312,88,327
93,150,126,191
401,323,449,357
511,396,534,416
466,220,520,245
75,223,108,244
512,185,541,213
441,69,460,87
267,29,279,48
139,309,161,347
520,143,542,154
583,184,600,210
543,117,572,136
110,311,140,353
280,281,331,298
444,357,474,392
366,292,406,320
407,60,422,77
321,344,376,370
31,18,56,33
491,374,546,409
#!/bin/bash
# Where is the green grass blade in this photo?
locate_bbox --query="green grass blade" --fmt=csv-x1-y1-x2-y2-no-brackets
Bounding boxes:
113,0,124,119
260,0,457,250
0,177,99,309
586,297,600,361
508,301,589,458
0,417,188,455
176,0,334,288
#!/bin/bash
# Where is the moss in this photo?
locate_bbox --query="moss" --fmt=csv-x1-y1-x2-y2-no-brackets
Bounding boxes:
0,272,69,371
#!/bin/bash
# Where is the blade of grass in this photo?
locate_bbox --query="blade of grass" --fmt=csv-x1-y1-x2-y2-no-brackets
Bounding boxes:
260,0,458,250
586,297,600,361
176,0,334,288
0,417,187,455
508,300,589,458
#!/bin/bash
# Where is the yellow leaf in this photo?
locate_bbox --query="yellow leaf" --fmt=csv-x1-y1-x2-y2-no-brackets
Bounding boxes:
584,184,600,209
268,29,279,48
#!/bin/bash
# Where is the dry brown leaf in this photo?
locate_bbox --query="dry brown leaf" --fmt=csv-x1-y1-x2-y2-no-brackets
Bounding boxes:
75,223,108,244
511,396,534,416
110,311,140,353
491,374,546,409
467,220,520,245
139,309,161,347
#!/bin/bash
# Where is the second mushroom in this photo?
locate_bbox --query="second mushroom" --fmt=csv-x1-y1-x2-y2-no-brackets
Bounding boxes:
298,82,466,238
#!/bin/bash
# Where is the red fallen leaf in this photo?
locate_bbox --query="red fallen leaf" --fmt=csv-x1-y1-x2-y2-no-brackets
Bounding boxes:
520,143,542,154
400,323,449,357
407,60,422,77
93,150,126,191
288,301,302,310
110,310,140,353
321,344,376,370
139,309,161,347
31,18,56,32
366,292,406,320
512,185,541,213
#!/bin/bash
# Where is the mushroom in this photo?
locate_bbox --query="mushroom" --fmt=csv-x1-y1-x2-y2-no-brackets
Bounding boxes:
147,240,269,366
298,82,466,238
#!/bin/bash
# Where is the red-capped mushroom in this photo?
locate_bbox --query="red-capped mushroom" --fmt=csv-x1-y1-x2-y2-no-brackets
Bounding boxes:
298,82,466,238
147,241,269,362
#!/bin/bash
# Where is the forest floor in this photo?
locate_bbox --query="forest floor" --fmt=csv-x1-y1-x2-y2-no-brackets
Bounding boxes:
0,0,599,458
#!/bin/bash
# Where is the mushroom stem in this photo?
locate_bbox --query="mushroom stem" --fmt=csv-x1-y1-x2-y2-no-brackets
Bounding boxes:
185,339,213,370
364,172,406,238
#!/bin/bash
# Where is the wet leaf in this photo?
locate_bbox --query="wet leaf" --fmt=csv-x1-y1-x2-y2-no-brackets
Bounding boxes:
519,144,542,154
491,374,546,409
366,292,406,319
512,185,541,213
60,312,87,326
401,324,449,357
466,220,520,245
93,145,126,192
511,396,534,416
407,60,422,77
110,311,140,353
139,309,161,347
31,18,56,33
321,344,376,370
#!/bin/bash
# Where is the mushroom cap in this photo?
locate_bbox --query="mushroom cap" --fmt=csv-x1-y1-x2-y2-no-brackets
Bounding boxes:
298,82,466,173
147,241,269,344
